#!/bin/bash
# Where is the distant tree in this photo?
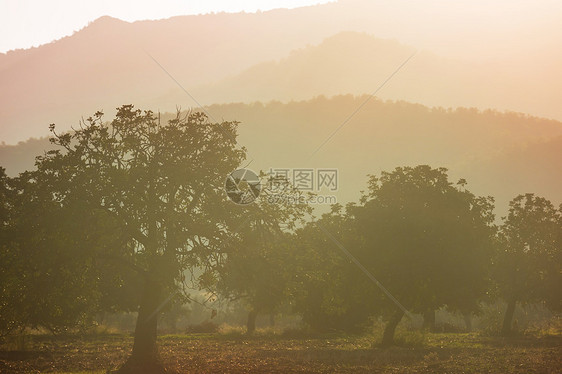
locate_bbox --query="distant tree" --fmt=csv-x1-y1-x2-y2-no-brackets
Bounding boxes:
351,166,495,345
292,204,376,333
219,228,292,334
19,106,246,373
495,194,562,335
0,167,20,336
215,177,311,334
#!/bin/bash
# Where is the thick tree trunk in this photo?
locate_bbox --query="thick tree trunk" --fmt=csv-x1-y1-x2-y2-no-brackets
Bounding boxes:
463,312,472,332
246,309,259,335
502,297,517,336
117,278,166,373
382,310,404,347
422,310,436,332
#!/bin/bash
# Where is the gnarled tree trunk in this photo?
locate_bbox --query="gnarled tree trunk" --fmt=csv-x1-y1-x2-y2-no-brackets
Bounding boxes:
247,309,259,335
422,310,436,332
382,310,404,347
463,312,472,332
502,297,517,336
117,277,166,373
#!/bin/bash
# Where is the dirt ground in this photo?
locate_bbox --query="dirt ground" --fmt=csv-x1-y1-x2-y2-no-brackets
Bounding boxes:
0,331,560,373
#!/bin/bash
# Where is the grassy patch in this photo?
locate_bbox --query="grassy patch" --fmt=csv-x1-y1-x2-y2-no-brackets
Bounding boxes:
0,330,560,373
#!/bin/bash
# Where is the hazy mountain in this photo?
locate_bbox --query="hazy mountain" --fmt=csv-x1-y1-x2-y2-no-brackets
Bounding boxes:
0,4,342,144
205,97,562,213
3,97,561,215
1,0,561,144
191,32,560,120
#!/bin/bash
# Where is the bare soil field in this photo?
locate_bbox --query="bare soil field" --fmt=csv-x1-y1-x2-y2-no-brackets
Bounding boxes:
0,332,560,373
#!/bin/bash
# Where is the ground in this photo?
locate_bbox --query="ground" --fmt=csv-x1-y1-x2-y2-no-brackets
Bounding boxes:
0,331,560,373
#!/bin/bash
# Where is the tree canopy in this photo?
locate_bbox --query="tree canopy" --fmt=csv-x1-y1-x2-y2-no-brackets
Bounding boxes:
350,166,495,344
9,106,248,372
495,193,562,335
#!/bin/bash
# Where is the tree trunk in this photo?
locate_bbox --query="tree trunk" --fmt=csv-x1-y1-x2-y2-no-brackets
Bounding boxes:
117,278,166,373
463,312,472,332
381,310,404,347
502,297,517,336
269,313,275,328
247,309,259,335
422,310,436,332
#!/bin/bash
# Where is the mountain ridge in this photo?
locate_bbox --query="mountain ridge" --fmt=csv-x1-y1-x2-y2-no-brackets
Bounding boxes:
2,96,560,216
1,1,561,143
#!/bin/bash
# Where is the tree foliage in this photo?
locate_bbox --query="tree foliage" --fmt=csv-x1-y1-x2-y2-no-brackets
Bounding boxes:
495,194,562,334
215,176,312,333
350,166,495,343
7,106,246,372
292,204,374,333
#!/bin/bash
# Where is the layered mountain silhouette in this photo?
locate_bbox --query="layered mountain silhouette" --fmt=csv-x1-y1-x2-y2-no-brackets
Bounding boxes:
190,32,560,121
1,1,561,212
1,0,561,143
2,97,561,213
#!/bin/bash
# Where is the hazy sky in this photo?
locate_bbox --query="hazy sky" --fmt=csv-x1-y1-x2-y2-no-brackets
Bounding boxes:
0,0,333,53
2,0,561,55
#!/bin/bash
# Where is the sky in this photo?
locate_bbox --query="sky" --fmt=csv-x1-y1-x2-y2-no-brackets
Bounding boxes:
0,0,333,53
2,0,561,55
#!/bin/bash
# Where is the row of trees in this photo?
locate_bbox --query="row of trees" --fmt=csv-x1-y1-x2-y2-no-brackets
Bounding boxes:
219,166,561,344
1,107,560,373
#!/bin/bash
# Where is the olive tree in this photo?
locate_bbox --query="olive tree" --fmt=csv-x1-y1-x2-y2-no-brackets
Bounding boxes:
495,194,561,335
26,105,246,372
351,166,495,345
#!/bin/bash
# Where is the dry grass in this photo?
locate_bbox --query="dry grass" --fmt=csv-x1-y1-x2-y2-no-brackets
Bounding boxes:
0,329,560,373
